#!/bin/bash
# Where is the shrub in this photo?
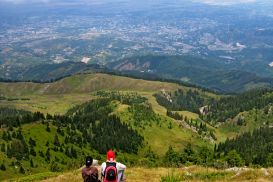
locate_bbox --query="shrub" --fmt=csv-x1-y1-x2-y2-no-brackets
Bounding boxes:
161,173,183,182
225,150,244,167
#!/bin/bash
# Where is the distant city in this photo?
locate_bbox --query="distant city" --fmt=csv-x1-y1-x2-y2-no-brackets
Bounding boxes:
0,0,273,84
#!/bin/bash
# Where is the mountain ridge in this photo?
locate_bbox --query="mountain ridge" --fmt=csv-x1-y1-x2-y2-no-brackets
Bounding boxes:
108,55,273,93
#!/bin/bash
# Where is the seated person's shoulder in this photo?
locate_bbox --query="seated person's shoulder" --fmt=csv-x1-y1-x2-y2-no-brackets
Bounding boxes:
116,162,126,170
91,166,99,174
101,162,106,167
92,159,99,166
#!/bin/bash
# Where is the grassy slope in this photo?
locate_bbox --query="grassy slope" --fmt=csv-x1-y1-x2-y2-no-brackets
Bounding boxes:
1,73,267,146
0,73,183,96
1,73,273,181
0,94,96,115
1,73,268,144
0,73,216,180
8,166,273,182
0,73,188,115
117,106,208,157
217,108,273,140
0,122,90,180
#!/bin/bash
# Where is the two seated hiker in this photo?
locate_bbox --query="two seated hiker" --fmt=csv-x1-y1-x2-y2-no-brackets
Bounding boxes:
82,150,126,182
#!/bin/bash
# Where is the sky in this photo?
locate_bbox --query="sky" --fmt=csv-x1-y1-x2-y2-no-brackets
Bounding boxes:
0,0,258,4
0,0,271,10
0,0,107,4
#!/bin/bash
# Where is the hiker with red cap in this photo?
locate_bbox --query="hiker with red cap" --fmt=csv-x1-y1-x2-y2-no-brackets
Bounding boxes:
101,150,126,182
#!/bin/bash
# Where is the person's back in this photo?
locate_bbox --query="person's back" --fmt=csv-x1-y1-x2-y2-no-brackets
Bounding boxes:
82,156,99,182
101,150,126,182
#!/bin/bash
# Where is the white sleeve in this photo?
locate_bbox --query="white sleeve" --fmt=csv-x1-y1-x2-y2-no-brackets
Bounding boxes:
116,162,126,171
92,159,98,166
101,162,106,176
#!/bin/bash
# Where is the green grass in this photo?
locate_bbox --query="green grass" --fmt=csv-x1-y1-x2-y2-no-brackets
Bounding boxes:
0,94,96,114
0,74,215,157
161,170,233,182
16,166,273,182
0,73,245,159
0,121,100,180
5,172,60,182
174,111,199,120
138,92,168,115
1,73,273,180
0,73,186,96
217,108,273,141
116,101,209,157
0,73,204,115
161,173,183,182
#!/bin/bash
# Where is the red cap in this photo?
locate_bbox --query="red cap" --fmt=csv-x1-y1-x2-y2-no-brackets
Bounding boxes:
107,150,115,161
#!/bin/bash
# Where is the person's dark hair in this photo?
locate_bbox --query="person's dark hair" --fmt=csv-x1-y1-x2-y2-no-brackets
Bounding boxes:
85,156,93,167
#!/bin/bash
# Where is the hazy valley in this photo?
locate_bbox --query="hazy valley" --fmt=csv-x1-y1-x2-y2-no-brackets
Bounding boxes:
1,0,273,181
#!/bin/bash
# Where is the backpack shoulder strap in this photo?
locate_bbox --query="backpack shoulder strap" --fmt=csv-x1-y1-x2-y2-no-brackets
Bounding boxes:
106,162,116,168
104,162,117,177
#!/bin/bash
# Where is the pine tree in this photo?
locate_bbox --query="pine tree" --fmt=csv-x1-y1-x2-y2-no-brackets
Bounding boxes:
46,148,50,162
65,146,70,157
1,143,5,152
168,122,173,129
266,153,273,167
30,147,36,156
0,164,6,171
29,137,36,147
39,151,44,158
6,144,12,158
163,146,181,167
183,143,196,163
46,113,53,120
30,158,34,168
2,131,8,141
70,146,77,159
46,123,51,132
53,133,60,147
225,150,244,167
60,146,64,153
19,166,25,174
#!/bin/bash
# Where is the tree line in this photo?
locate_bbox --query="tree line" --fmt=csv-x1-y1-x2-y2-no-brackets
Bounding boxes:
163,126,273,168
57,98,144,154
155,89,213,113
201,88,273,123
166,111,216,140
216,126,273,167
96,91,147,105
0,108,45,127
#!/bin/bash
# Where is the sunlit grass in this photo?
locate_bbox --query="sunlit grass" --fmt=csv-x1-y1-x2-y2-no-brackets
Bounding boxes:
18,166,273,182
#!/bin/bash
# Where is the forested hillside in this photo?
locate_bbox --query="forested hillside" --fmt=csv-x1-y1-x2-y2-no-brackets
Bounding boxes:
154,89,214,113
0,87,207,180
109,55,273,93
0,108,44,127
0,96,145,180
1,73,273,181
65,98,144,153
217,127,273,167
201,89,273,123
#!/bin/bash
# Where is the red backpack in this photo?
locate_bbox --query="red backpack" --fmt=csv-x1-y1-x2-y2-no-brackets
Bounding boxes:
103,162,117,182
